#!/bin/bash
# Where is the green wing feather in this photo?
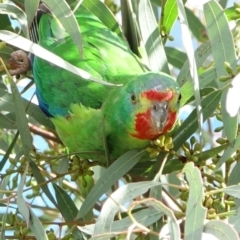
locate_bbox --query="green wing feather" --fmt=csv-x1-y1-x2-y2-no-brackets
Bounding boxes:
33,4,146,116
52,104,106,160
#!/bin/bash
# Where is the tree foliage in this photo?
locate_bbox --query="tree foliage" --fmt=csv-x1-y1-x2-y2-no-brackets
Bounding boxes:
0,0,240,239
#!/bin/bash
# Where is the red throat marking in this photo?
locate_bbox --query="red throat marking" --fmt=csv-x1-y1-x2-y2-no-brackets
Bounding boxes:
131,110,177,140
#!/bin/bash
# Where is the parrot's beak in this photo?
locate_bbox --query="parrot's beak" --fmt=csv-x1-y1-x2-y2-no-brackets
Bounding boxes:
151,101,169,133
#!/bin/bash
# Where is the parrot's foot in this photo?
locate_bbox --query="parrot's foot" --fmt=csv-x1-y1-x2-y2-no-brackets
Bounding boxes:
146,135,174,158
8,50,31,76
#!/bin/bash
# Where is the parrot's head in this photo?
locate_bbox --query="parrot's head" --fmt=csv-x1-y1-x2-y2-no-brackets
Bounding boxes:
108,72,181,140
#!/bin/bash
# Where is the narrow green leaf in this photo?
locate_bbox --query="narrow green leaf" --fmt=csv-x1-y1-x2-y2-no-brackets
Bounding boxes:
10,77,33,154
94,181,160,234
183,162,207,240
177,41,212,87
29,160,58,208
185,87,215,105
42,0,83,56
204,220,239,240
0,30,117,86
185,7,207,42
137,0,169,73
199,68,217,89
77,150,146,219
163,0,178,36
17,162,30,226
195,143,228,162
179,81,194,107
53,184,85,239
112,208,162,231
215,135,240,170
57,157,69,186
204,1,237,75
53,183,78,220
82,0,124,38
16,162,47,239
0,213,6,240
24,0,40,27
165,47,187,69
0,131,19,171
173,89,222,150
228,161,240,186
176,0,202,145
204,0,238,142
28,208,48,240
222,185,240,199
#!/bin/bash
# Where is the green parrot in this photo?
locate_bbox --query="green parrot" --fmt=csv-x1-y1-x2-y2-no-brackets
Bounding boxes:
30,2,181,161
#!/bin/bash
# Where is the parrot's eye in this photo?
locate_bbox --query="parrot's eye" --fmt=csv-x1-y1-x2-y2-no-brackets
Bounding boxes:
178,94,182,102
131,93,137,104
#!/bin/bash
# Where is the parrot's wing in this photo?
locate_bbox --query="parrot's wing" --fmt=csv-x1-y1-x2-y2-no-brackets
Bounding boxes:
32,4,146,117
52,104,107,161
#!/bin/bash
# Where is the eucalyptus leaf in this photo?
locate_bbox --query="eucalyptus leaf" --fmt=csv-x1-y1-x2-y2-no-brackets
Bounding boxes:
204,0,238,142
163,0,178,38
176,0,202,144
183,163,207,240
53,184,85,239
137,0,169,73
215,134,240,170
204,220,239,240
24,0,40,27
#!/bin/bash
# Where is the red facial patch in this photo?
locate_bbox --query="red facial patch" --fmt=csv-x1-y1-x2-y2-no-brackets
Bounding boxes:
131,110,177,140
141,90,173,102
131,110,158,139
162,111,177,134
